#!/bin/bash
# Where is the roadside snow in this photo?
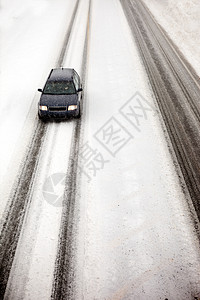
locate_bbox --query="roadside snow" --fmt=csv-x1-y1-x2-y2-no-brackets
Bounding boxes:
143,0,200,76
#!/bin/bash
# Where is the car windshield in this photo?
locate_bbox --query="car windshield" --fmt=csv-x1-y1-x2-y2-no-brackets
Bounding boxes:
43,81,76,95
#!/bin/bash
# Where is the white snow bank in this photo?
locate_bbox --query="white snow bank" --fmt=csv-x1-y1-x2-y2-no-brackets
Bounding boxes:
143,0,200,76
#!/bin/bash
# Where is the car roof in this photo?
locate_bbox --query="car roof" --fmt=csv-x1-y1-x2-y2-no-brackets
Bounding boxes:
48,68,74,81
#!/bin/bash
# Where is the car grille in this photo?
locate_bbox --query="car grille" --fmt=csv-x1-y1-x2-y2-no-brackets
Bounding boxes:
49,106,66,112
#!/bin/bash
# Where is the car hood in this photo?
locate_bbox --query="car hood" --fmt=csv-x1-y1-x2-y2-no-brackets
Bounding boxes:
39,94,78,106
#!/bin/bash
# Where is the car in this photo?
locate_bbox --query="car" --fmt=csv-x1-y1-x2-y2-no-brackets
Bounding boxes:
38,68,83,120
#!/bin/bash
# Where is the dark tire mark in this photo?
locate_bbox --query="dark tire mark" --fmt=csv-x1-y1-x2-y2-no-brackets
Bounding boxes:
56,0,80,68
0,1,80,298
0,122,47,298
120,0,200,223
51,2,91,299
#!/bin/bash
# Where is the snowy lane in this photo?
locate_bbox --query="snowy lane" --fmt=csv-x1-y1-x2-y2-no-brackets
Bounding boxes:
120,0,200,222
74,0,200,299
4,122,74,300
0,121,48,298
0,0,78,187
0,0,90,298
0,0,80,223
51,2,91,299
3,0,90,299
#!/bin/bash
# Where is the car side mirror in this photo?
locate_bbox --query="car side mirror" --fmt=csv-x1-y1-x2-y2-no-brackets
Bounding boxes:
38,88,43,92
77,88,83,92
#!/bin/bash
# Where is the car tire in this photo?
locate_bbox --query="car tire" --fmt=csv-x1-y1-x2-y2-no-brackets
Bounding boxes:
38,112,47,122
76,103,81,119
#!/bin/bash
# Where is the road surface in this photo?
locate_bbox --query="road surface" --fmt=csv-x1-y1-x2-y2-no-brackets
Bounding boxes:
0,0,200,299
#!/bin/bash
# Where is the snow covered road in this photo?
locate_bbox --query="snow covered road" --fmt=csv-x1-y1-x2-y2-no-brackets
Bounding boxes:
121,0,200,222
0,0,85,297
0,0,200,299
75,0,200,299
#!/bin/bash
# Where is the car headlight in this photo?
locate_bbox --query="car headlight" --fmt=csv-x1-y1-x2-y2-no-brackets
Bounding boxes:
39,105,48,111
68,105,77,111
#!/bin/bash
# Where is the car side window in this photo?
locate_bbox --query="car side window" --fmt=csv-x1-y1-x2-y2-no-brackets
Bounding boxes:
73,76,79,91
73,71,80,91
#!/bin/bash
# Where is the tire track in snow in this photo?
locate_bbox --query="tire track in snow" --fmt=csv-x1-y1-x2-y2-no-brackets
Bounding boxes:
0,1,80,297
120,0,200,225
0,122,47,299
51,2,91,299
56,0,80,68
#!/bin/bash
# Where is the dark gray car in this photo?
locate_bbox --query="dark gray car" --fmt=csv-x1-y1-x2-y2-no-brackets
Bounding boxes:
38,68,82,120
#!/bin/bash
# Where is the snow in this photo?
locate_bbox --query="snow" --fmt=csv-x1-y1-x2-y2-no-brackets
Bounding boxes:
143,0,200,76
75,0,200,298
1,0,200,299
5,122,73,299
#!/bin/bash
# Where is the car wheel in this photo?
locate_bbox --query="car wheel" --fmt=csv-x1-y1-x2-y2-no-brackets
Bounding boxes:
76,103,81,118
38,112,47,122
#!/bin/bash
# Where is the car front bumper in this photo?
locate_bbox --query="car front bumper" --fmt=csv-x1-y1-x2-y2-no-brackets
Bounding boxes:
38,108,79,119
